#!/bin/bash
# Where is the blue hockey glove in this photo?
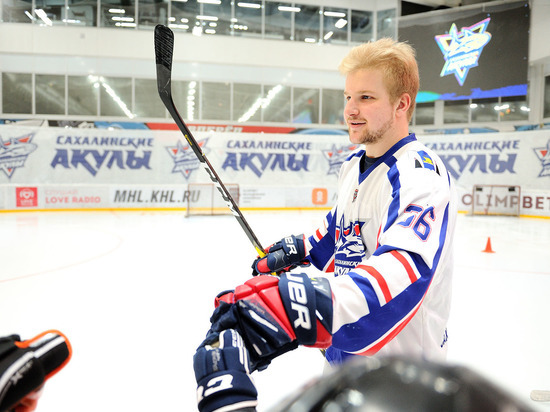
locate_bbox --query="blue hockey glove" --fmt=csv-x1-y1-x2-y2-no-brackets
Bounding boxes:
0,330,72,412
210,273,333,372
194,329,257,412
252,234,310,276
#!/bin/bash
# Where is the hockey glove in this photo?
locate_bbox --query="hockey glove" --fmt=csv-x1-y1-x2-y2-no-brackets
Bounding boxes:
0,330,72,412
252,234,310,276
194,329,257,412
210,273,333,372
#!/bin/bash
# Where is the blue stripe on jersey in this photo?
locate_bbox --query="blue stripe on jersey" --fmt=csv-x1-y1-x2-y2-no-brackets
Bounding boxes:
384,160,401,233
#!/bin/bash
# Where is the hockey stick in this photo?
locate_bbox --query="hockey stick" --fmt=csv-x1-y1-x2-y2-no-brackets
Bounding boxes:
531,390,550,402
154,24,266,259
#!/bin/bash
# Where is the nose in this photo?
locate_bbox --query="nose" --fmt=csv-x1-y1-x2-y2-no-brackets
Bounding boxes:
345,98,359,117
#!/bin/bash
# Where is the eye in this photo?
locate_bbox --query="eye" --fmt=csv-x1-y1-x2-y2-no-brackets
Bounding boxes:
361,95,372,100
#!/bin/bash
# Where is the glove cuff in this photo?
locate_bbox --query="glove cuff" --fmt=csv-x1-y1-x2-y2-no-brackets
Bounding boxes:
197,370,258,412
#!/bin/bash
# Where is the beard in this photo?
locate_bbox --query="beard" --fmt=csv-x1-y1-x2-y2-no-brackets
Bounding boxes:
348,117,394,145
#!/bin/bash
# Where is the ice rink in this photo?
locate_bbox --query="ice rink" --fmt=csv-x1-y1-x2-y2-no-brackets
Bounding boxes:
1,209,549,411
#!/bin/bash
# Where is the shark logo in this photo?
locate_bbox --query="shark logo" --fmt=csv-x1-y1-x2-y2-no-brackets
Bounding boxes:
333,216,367,275
435,18,492,86
533,140,550,177
0,133,37,178
323,144,359,176
166,138,208,179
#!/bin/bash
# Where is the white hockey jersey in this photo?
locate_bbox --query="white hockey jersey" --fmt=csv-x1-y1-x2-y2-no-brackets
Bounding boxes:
305,133,457,365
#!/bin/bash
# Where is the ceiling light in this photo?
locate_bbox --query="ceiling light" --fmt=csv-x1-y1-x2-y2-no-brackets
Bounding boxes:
205,29,216,34
108,8,125,13
304,37,316,43
198,0,221,4
278,6,300,12
34,9,53,26
196,15,219,21
238,2,261,8
324,31,333,40
335,18,347,29
324,11,346,18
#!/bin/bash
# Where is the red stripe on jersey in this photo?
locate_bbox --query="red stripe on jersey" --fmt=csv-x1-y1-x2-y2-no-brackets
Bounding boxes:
357,264,392,303
390,250,418,283
325,257,335,273
355,302,421,356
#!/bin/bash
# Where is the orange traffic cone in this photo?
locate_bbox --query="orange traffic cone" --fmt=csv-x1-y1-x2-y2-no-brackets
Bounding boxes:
482,237,495,253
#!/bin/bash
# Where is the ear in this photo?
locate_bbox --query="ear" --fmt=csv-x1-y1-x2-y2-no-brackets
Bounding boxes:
395,93,412,118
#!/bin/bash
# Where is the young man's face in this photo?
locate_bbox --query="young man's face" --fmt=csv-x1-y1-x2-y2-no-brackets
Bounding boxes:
343,68,399,147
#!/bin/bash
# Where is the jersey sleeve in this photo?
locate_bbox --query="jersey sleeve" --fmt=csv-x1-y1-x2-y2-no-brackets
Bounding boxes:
329,149,455,356
305,205,337,273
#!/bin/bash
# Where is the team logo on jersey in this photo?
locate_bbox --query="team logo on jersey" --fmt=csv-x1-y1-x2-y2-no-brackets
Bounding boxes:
0,133,37,179
533,140,550,177
166,138,208,179
334,217,366,276
434,18,492,86
322,144,359,176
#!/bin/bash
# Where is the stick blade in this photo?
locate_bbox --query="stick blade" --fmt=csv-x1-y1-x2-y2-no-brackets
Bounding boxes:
154,24,174,70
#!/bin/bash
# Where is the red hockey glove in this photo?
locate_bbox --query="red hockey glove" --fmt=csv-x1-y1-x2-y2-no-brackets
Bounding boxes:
252,234,310,276
0,330,72,412
209,273,333,372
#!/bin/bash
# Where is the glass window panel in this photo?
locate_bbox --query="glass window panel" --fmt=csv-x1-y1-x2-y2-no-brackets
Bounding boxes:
36,74,65,115
234,0,262,38
263,84,290,123
66,0,96,26
376,8,396,39
2,73,32,114
293,87,319,123
415,102,435,125
201,81,231,121
545,76,550,119
321,89,345,124
100,0,136,28
294,4,320,43
471,98,498,122
135,78,165,118
265,1,292,41
322,7,348,45
34,0,64,26
169,0,198,33
2,0,33,23
99,76,134,118
443,100,469,124
202,0,231,36
350,9,372,43
172,80,199,122
234,83,262,122
138,0,167,28
68,75,98,116
499,95,529,121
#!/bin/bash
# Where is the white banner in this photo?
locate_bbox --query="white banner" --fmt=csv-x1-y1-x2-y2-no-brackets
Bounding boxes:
0,125,549,216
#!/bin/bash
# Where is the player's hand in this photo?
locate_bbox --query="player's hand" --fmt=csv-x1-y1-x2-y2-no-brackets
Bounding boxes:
252,234,310,276
194,329,257,412
0,330,72,412
208,273,333,372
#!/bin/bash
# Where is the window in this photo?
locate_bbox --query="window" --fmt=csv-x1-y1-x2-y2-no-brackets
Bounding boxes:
66,0,96,26
34,0,65,26
443,100,469,124
169,0,198,33
499,95,529,121
322,7,348,45
135,79,165,118
68,75,99,116
99,76,134,118
322,89,344,124
36,74,65,115
234,83,262,122
138,0,167,28
101,0,136,28
294,4,320,43
172,80,199,122
471,98,498,123
415,102,435,125
263,84,290,123
377,8,396,39
201,81,231,121
293,87,319,123
2,0,32,23
265,1,293,40
2,73,32,114
350,9,372,43
234,0,262,37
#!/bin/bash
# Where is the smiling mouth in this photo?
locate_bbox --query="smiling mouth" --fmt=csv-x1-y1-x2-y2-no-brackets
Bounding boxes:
348,120,366,127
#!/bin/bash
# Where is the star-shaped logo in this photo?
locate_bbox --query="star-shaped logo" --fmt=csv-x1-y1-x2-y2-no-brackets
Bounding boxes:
166,138,208,179
322,144,359,176
533,140,550,177
434,18,492,86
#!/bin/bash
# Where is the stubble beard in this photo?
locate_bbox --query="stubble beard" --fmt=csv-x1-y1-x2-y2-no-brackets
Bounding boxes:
348,117,394,146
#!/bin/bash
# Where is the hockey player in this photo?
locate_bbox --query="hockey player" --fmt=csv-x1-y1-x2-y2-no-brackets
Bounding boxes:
194,38,457,412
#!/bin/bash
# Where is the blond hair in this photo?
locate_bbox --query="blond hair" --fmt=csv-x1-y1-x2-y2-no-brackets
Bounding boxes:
339,38,419,121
